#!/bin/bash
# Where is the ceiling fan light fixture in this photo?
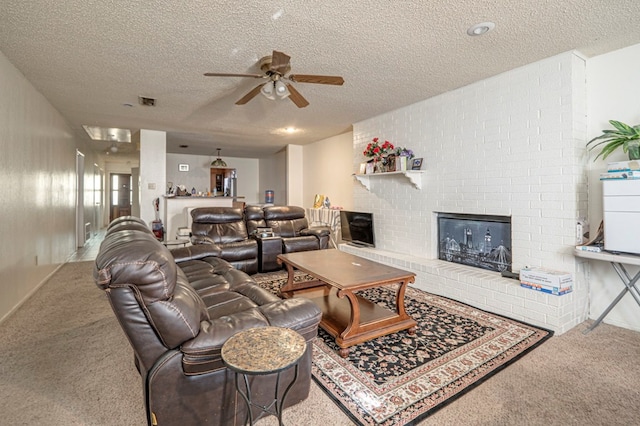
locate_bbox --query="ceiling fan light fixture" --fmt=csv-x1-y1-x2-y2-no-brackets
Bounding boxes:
211,148,227,167
275,80,290,98
261,82,276,100
109,143,118,153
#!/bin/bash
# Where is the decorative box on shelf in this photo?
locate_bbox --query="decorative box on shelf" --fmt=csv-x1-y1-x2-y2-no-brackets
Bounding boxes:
353,170,424,190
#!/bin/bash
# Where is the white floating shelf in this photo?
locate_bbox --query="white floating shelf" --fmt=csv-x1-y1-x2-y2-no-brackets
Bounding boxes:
353,170,424,190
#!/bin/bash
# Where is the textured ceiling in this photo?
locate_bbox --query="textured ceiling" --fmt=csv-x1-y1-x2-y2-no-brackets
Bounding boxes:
1,0,640,159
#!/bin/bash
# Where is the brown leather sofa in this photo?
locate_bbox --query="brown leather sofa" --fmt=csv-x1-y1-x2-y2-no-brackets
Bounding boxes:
190,206,330,274
94,216,322,426
189,207,259,274
263,206,330,253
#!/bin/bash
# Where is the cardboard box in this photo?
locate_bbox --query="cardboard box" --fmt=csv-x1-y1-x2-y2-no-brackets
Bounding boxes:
519,267,573,287
520,281,573,296
600,170,640,180
608,160,640,172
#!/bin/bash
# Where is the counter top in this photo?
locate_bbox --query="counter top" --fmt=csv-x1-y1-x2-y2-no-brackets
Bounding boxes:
164,195,245,199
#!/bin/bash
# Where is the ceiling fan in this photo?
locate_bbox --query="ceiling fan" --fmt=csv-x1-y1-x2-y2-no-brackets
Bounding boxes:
204,50,344,108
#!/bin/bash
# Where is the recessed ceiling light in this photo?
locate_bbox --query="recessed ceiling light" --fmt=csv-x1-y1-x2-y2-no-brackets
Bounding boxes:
270,127,303,136
467,22,495,36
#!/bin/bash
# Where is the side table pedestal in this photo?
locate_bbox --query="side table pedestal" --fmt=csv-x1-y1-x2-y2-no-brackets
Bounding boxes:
221,327,306,426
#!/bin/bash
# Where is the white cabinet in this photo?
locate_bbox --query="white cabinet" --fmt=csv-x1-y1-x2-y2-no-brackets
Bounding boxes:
603,179,640,254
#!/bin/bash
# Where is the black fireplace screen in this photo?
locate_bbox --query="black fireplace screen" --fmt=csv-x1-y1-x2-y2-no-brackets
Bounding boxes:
437,213,512,272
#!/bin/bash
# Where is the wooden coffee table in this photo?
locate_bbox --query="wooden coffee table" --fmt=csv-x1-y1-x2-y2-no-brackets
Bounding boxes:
277,249,417,357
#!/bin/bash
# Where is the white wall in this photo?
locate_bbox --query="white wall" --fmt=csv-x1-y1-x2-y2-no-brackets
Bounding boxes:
0,49,96,321
351,51,589,333
302,132,354,210
586,43,640,331
286,144,304,206
166,153,260,204
139,130,166,226
259,149,287,205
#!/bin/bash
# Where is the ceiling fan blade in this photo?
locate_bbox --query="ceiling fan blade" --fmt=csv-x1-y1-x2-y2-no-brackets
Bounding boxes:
235,83,266,105
204,72,264,78
289,74,345,85
286,83,309,108
270,50,291,74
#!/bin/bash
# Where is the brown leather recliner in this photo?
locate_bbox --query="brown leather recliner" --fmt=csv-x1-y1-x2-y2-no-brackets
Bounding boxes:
190,207,259,274
93,220,322,426
263,206,331,253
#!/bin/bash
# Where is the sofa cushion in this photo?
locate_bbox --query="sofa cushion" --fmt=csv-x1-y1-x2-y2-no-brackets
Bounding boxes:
201,291,260,319
217,240,258,261
244,205,266,235
263,206,309,238
282,236,320,253
95,229,178,303
191,207,249,243
146,281,209,349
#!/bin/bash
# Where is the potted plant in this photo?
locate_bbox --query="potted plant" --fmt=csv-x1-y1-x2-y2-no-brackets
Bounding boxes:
587,120,640,161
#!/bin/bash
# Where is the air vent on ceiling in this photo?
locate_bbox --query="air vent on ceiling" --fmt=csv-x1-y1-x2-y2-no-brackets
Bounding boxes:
138,96,156,106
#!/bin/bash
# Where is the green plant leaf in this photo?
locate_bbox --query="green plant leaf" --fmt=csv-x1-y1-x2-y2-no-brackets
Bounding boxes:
588,120,640,161
609,120,635,135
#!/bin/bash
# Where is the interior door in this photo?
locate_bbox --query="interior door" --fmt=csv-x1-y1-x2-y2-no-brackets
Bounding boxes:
76,150,85,248
110,173,132,221
93,164,103,234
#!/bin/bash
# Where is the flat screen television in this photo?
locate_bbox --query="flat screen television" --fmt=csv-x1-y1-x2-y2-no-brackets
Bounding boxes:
340,210,375,247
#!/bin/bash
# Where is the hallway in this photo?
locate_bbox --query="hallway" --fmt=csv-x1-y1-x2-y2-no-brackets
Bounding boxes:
66,228,106,262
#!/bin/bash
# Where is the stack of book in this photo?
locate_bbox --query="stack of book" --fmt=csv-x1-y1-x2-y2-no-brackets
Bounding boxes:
600,160,640,180
519,267,573,296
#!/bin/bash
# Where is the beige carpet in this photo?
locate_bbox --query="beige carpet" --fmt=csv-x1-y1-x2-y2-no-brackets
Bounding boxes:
1,261,639,425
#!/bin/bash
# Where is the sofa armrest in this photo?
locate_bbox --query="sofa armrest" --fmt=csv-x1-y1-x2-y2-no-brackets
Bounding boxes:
191,235,216,245
171,244,222,263
300,226,331,238
259,298,322,333
180,299,321,375
180,309,271,375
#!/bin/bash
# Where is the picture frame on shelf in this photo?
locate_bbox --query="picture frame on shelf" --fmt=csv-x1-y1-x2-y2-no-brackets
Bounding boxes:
411,158,423,170
386,154,396,173
365,161,374,174
358,163,367,174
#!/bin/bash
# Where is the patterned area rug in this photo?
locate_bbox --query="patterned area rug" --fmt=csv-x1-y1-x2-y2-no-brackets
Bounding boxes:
253,270,553,426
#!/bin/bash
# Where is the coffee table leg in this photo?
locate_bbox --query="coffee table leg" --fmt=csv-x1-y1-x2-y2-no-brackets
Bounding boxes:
278,262,296,298
336,290,361,358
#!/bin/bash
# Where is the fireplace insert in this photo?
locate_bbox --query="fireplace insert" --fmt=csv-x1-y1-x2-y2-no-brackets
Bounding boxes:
437,213,512,272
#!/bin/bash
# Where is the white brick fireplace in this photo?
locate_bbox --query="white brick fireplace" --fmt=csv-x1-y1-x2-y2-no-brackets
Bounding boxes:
345,51,590,334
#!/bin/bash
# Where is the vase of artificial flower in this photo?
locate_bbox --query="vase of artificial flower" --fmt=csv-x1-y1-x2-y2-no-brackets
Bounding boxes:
394,147,415,171
363,137,395,173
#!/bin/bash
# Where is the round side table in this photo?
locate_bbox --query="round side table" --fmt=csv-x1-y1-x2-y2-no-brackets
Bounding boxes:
221,326,307,426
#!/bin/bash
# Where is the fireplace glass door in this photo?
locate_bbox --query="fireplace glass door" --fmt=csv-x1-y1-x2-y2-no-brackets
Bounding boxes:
437,213,512,272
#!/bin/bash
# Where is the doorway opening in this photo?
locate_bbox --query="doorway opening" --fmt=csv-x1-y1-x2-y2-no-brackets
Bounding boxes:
110,173,132,222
